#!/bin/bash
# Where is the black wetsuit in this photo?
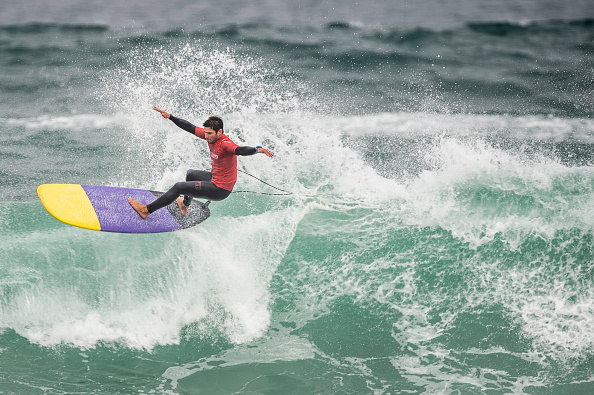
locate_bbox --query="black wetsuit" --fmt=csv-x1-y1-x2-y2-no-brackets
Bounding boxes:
146,115,258,214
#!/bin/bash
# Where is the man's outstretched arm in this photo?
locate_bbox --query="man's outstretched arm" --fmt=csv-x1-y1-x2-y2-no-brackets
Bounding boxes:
235,146,274,157
153,106,197,135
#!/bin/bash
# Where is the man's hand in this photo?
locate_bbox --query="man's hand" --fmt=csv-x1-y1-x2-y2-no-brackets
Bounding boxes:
153,106,170,118
258,147,274,157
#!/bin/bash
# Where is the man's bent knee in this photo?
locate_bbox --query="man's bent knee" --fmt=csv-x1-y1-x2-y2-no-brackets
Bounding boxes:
173,182,186,194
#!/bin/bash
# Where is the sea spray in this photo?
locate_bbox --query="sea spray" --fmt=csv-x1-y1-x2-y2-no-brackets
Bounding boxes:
97,39,309,190
0,206,305,349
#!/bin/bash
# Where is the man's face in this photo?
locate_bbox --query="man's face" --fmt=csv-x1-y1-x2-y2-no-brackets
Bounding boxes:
204,127,222,144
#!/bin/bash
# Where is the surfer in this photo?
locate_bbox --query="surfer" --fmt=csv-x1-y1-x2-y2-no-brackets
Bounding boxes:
128,106,273,219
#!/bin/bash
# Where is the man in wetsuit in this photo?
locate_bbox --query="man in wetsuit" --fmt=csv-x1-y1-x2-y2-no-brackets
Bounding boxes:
128,106,273,219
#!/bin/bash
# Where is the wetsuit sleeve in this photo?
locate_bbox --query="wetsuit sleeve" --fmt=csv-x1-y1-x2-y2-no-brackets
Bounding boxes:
169,115,195,134
169,115,205,139
235,146,258,156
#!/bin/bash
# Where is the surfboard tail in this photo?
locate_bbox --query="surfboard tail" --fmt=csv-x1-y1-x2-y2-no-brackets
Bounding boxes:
37,184,101,231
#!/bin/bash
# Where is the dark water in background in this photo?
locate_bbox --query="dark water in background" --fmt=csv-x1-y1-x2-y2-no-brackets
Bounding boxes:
1,1,594,394
2,0,594,30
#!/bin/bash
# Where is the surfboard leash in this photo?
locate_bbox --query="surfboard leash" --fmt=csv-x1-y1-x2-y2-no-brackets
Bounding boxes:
234,169,293,196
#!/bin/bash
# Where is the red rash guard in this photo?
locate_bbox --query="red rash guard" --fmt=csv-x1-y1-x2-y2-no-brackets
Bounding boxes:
194,127,239,191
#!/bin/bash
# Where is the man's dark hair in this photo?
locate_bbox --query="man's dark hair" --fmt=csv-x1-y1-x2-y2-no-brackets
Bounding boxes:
203,116,223,132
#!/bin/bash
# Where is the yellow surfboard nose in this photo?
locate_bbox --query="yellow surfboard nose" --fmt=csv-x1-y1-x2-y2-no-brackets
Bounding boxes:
37,184,101,231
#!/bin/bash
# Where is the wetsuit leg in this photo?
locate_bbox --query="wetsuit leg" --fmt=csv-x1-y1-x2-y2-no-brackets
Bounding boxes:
183,169,212,206
146,179,231,214
186,169,212,182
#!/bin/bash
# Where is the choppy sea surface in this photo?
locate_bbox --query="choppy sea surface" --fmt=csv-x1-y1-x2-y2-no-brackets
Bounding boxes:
1,1,594,393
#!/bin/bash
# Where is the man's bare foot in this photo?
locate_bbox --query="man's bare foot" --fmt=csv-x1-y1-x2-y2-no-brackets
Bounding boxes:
176,197,188,216
128,197,150,219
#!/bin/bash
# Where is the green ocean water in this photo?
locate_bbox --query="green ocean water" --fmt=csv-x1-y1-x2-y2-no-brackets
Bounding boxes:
1,3,594,394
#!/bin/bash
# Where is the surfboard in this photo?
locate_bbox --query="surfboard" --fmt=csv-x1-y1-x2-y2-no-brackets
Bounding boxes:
37,184,210,233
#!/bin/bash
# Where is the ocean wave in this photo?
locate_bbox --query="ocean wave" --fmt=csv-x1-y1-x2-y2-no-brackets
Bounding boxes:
467,18,594,36
1,114,128,131
0,22,109,34
1,18,592,43
1,18,592,117
0,204,305,349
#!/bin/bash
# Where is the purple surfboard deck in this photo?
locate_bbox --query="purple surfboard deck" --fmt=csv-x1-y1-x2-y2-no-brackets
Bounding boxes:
81,185,210,233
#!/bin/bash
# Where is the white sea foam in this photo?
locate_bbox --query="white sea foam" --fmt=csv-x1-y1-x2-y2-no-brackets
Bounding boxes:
398,137,594,248
336,112,594,142
162,333,317,389
497,264,594,361
0,206,304,349
2,114,127,132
